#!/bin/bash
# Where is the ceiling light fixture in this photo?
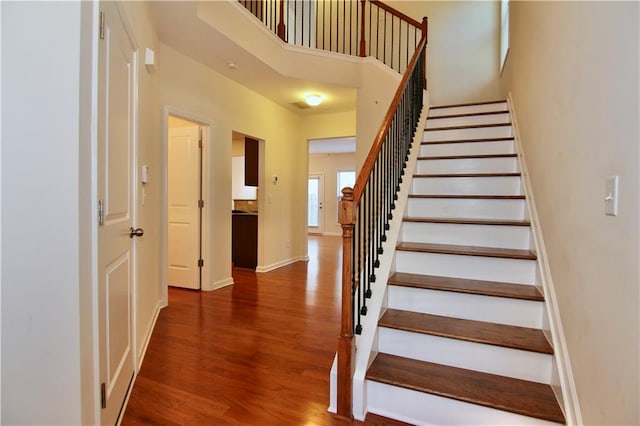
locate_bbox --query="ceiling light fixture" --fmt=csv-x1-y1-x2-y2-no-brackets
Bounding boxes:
226,60,238,70
304,94,323,106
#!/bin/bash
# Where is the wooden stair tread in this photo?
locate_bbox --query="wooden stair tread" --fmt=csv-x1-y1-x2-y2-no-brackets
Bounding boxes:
425,122,512,132
366,354,565,424
430,100,507,109
396,242,537,260
413,172,520,178
404,217,531,226
418,153,517,160
380,309,553,354
427,111,509,120
389,272,544,301
409,194,525,199
422,137,514,145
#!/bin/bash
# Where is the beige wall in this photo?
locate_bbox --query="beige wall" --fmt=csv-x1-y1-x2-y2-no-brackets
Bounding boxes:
309,153,356,235
501,2,639,424
388,0,501,106
159,43,309,276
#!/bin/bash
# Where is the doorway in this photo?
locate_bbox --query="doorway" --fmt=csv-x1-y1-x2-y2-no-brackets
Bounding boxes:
308,174,324,234
167,115,205,290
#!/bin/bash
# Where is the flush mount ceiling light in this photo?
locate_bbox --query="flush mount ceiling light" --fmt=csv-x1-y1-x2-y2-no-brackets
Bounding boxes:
304,93,323,106
226,60,238,70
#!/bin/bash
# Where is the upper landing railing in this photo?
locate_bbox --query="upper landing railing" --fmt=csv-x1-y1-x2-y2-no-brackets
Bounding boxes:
239,0,427,75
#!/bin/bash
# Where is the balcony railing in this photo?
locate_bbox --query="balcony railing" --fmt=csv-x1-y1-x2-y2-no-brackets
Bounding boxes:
239,0,426,75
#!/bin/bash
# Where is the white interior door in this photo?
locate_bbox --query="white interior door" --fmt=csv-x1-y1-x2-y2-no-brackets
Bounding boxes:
308,174,324,234
97,3,136,425
168,124,201,289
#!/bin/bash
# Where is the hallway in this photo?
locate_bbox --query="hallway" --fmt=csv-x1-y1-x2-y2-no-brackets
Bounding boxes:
122,236,405,425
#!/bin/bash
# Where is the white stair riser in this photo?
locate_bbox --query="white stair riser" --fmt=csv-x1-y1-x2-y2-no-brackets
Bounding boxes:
407,198,527,220
426,112,510,129
387,286,543,328
424,126,512,142
400,222,531,250
378,328,552,383
416,157,519,174
420,140,514,156
366,381,562,426
412,176,522,196
395,251,536,285
428,102,508,117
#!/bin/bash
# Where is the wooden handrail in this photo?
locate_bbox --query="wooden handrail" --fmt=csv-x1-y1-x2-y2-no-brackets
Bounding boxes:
352,32,427,203
370,0,422,29
336,25,427,419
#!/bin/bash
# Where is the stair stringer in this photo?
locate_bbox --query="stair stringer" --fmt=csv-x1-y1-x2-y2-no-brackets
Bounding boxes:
327,94,429,419
508,93,583,425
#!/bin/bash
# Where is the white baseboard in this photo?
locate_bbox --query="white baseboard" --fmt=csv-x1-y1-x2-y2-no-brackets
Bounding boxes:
323,231,342,237
507,93,582,425
137,301,162,371
256,256,308,273
203,277,234,291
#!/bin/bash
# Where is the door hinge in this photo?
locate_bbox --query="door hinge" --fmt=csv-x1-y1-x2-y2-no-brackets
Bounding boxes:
100,382,106,409
98,199,104,226
198,199,204,208
99,11,105,40
198,259,204,268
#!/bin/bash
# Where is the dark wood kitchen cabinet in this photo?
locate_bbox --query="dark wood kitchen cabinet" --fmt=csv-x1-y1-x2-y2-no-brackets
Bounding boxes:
232,213,257,269
244,137,259,187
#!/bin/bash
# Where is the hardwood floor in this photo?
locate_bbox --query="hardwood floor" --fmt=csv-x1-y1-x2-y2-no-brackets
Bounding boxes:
122,236,407,425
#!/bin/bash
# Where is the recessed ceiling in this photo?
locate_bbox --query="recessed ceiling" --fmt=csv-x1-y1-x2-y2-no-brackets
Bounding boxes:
149,1,357,116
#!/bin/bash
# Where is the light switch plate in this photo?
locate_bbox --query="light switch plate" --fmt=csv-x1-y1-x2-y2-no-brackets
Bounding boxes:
605,175,619,216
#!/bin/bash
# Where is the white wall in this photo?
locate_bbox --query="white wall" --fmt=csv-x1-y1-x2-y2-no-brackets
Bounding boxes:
388,0,501,106
1,2,87,423
501,2,639,424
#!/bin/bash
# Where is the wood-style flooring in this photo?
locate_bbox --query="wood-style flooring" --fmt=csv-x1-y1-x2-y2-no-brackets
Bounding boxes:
122,236,407,425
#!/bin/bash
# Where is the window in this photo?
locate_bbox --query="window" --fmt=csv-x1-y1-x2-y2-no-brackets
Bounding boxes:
500,0,510,72
336,170,356,220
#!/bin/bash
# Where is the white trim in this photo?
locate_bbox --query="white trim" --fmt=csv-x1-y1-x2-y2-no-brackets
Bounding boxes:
255,256,308,273
204,277,234,292
322,231,342,237
136,302,162,371
507,93,582,425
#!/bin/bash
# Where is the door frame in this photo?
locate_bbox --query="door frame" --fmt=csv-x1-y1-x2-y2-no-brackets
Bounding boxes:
161,107,213,305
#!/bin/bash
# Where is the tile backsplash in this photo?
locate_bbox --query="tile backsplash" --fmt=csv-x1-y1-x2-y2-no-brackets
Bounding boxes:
234,199,258,213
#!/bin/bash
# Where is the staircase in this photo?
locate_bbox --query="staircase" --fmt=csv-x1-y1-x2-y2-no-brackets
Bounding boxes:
364,100,566,425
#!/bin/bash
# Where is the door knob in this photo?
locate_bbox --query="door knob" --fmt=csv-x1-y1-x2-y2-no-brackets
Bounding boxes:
129,227,144,238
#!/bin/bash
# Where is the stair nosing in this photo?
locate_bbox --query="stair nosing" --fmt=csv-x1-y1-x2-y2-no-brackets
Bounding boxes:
430,100,507,109
424,122,512,132
408,194,525,199
388,272,544,301
421,137,514,145
427,111,510,120
379,309,553,354
403,217,531,226
396,242,537,260
418,153,518,160
413,172,521,178
366,354,566,424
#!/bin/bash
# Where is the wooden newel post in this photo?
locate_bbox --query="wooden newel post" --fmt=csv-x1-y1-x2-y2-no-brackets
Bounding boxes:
277,0,286,42
337,187,355,420
359,0,367,57
422,16,428,90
